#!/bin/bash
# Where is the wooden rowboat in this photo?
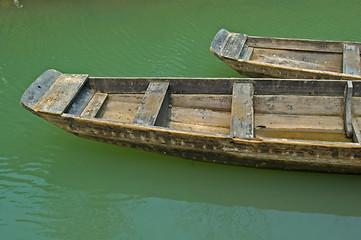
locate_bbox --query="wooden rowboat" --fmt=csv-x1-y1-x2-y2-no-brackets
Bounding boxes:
21,69,361,174
210,29,361,80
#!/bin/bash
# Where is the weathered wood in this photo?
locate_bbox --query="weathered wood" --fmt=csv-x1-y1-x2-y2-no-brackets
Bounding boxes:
255,95,343,116
89,77,361,96
243,46,254,61
133,81,170,126
352,118,361,143
169,121,230,135
344,81,353,138
255,114,344,132
352,97,361,116
220,33,248,59
64,85,95,116
171,107,231,128
232,59,361,80
98,101,139,123
210,29,361,80
230,83,254,138
34,74,88,114
171,94,346,116
105,93,144,103
20,69,62,111
80,92,108,118
21,69,361,175
256,129,352,143
343,44,361,76
171,94,232,111
210,28,230,56
68,116,361,175
246,36,361,53
252,48,341,73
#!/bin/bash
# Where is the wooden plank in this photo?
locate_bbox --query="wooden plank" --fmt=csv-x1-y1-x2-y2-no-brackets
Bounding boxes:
246,36,361,53
344,81,353,138
98,101,139,123
255,95,343,116
170,94,345,116
80,92,108,118
88,77,361,96
169,121,230,135
352,118,361,143
352,97,361,116
255,114,344,131
256,129,352,143
251,48,342,73
106,93,144,104
170,107,231,128
210,28,230,55
170,94,232,111
133,81,170,126
220,33,248,59
230,83,254,138
64,86,95,116
21,69,62,110
343,44,361,75
34,74,88,114
243,46,254,61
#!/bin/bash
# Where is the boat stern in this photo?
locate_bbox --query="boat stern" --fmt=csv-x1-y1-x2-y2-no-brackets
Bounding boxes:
20,69,63,113
21,69,88,117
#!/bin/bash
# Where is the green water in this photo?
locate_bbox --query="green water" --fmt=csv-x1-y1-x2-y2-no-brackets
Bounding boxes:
1,0,361,239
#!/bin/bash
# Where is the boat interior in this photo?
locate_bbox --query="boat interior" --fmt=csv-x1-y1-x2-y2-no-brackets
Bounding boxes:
244,37,361,74
42,76,361,144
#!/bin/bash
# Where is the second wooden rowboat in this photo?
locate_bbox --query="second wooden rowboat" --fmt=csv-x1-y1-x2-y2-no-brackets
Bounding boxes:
21,69,361,174
210,29,361,80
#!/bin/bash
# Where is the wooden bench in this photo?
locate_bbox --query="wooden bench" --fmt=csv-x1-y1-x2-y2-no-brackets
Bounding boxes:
230,82,254,138
133,81,170,126
34,74,88,114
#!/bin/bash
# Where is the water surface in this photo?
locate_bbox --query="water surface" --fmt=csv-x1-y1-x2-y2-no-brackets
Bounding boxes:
1,0,361,239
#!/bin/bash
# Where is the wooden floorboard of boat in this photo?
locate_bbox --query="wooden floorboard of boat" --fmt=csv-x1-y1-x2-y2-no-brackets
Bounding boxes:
170,94,232,111
97,101,139,123
169,94,361,116
251,48,342,73
255,113,344,131
170,107,231,128
255,95,344,116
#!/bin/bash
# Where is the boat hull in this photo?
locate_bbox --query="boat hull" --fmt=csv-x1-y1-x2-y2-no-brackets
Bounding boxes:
38,112,361,175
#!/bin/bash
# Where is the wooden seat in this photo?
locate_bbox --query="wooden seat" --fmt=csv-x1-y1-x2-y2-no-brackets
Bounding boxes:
343,80,361,144
220,33,248,59
343,44,360,76
34,74,88,114
230,82,254,138
133,81,170,126
80,92,108,118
